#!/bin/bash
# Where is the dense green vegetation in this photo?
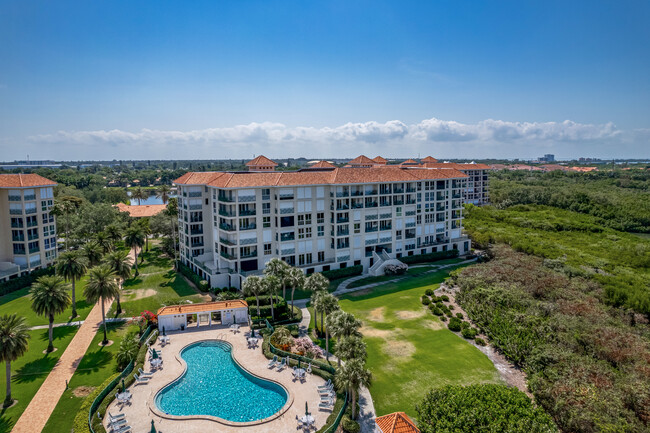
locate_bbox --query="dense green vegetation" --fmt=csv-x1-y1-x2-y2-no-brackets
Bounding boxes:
465,204,650,314
450,246,650,433
416,384,557,433
488,170,650,233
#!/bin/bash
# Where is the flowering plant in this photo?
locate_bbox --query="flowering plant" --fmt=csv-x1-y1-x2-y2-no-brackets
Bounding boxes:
292,337,323,359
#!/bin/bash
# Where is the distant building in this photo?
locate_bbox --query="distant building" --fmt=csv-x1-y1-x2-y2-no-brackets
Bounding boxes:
537,154,555,163
0,160,62,169
0,174,58,281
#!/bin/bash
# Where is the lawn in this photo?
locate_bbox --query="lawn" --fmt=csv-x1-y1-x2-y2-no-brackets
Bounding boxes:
108,244,207,318
42,322,139,433
0,326,78,433
338,267,501,419
292,277,346,300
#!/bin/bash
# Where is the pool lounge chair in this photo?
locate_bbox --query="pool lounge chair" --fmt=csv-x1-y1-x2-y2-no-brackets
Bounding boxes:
276,357,287,371
109,418,127,428
318,399,334,410
108,412,126,422
133,374,150,385
317,379,332,389
268,355,278,368
138,368,154,377
111,423,131,433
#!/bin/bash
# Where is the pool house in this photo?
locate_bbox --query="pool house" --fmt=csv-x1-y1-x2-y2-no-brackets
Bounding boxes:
157,300,249,332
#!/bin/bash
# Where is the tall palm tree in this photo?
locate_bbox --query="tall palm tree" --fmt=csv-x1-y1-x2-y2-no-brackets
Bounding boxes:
285,267,305,320
124,226,145,276
94,232,113,254
137,218,151,252
305,273,329,329
319,293,340,360
328,310,362,366
262,275,281,320
336,335,367,362
156,184,172,204
165,198,179,269
0,314,30,407
242,276,266,318
51,196,83,250
103,250,132,315
335,358,372,420
130,186,148,205
105,224,123,244
82,241,103,267
311,290,327,336
263,258,290,300
84,265,120,345
30,276,71,353
55,251,88,318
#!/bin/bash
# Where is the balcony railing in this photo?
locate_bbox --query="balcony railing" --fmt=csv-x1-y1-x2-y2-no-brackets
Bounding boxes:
336,230,349,236
351,203,363,209
240,224,257,231
365,214,378,220
379,213,392,219
239,195,256,203
219,238,236,246
336,243,350,249
239,209,256,216
240,238,258,245
24,195,36,201
219,210,236,217
190,242,204,248
280,208,294,214
281,247,295,255
279,193,294,200
405,222,416,228
190,229,203,235
29,247,40,254
393,199,404,205
365,239,378,245
364,190,378,196
379,236,392,244
280,234,295,242
220,251,237,260
351,191,363,196
379,225,392,231
336,217,349,223
240,252,258,259
27,220,38,227
262,194,270,201
12,236,25,242
188,191,202,197
11,222,24,228
10,209,22,215
28,234,39,241
365,201,378,208
365,227,378,233
405,210,416,216
218,195,235,202
337,255,350,262
189,204,202,210
336,191,349,197
219,223,236,231
336,205,349,211
393,188,404,194
8,195,21,201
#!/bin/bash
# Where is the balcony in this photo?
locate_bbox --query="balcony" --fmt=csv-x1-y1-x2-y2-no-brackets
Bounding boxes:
281,247,295,255
365,239,378,245
239,209,256,216
219,238,236,246
364,190,378,196
240,251,258,259
336,191,349,197
337,229,350,236
239,195,256,203
405,233,416,239
336,217,349,224
405,222,416,228
365,214,378,220
393,188,404,194
11,222,24,228
28,234,39,241
12,235,25,242
24,194,36,201
280,233,295,242
336,243,350,249
190,228,203,235
406,187,416,193
393,199,404,205
220,251,237,260
351,202,364,209
10,209,22,215
240,224,257,231
405,210,416,216
189,204,202,210
350,190,363,197
365,201,378,208
337,255,350,262
27,220,38,227
218,195,235,203
379,213,392,219
219,210,236,217
188,191,202,197
365,227,378,233
280,208,294,214
219,223,236,232
240,238,258,246
336,204,349,211
8,195,21,201
379,225,392,231
29,247,40,254
379,236,392,244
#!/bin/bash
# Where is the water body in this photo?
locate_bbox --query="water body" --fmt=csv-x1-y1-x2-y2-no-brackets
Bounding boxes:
127,191,176,205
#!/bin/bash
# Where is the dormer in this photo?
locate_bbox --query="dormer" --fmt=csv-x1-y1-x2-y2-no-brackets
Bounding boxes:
245,155,278,172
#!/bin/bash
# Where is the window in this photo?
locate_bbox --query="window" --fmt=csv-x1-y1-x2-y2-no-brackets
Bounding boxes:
354,223,360,234
317,226,324,237
317,212,324,224
264,244,272,255
299,254,306,266
305,227,312,238
263,216,271,228
280,216,294,227
318,251,325,263
395,206,402,217
306,253,312,264
298,228,305,239
262,203,271,214
297,215,305,225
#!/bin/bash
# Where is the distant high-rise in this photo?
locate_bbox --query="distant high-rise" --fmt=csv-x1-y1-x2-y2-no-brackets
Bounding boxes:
538,154,555,163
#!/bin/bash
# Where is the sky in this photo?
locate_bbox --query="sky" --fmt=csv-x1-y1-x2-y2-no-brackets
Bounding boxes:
1,0,649,161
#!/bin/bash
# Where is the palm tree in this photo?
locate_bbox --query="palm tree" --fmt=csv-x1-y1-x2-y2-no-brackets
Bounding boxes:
124,226,145,276
242,276,266,318
263,258,290,300
319,293,340,360
131,186,148,205
0,314,30,407
285,267,305,320
105,224,123,244
335,358,372,419
165,198,179,269
336,335,367,362
103,250,132,315
84,265,120,345
328,310,362,366
55,251,88,318
305,273,329,331
30,276,71,353
82,241,103,267
262,275,281,320
155,184,172,204
94,232,113,254
51,196,83,250
311,290,327,336
137,218,151,252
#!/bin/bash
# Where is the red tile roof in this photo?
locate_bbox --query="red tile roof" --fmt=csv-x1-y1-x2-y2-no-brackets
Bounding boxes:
375,412,420,433
400,159,419,165
309,160,336,168
421,156,438,163
115,203,167,218
0,174,56,188
245,155,278,167
348,155,376,165
373,156,387,164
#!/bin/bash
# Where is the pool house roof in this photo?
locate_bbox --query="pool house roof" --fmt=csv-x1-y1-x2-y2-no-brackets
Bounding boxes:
375,412,420,433
157,300,248,317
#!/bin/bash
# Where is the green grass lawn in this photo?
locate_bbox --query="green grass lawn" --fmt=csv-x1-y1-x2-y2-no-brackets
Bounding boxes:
108,245,206,318
0,281,94,327
0,326,78,433
338,267,501,419
42,322,138,433
290,277,346,300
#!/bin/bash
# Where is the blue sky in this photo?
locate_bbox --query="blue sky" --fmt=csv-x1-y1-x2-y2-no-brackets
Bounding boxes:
1,0,648,160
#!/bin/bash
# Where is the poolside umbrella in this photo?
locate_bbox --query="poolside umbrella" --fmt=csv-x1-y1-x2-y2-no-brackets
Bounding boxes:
162,326,166,336
150,419,157,433
305,402,309,416
121,379,125,393
298,357,301,368
152,349,158,359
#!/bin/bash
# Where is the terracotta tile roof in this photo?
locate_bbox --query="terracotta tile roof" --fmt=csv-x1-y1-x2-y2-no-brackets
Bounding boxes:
372,156,387,164
115,203,167,217
540,164,569,172
348,155,376,165
174,166,467,188
421,156,438,163
0,174,56,188
453,163,491,170
309,160,336,168
400,159,419,165
421,162,490,170
375,412,420,433
245,155,278,167
157,300,248,316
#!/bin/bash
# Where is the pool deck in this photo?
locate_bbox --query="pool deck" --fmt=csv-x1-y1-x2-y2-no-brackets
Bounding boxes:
105,324,331,432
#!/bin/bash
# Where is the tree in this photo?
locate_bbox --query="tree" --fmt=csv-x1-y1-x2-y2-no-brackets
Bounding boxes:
84,265,120,345
51,195,83,250
335,358,372,420
264,258,290,299
95,231,113,254
327,310,362,366
319,293,340,360
124,226,145,276
30,276,71,353
336,335,367,362
0,314,30,407
242,276,266,318
105,224,123,244
155,184,172,204
165,198,179,268
304,272,329,293
131,186,148,205
82,240,103,267
55,251,88,318
103,250,132,315
137,218,151,252
285,267,305,320
415,384,558,433
116,333,139,371
262,275,281,320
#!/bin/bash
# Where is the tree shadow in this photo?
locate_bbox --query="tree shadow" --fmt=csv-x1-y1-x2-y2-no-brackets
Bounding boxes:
123,278,143,288
0,414,14,433
37,325,77,342
167,275,197,297
14,356,59,384
74,350,113,375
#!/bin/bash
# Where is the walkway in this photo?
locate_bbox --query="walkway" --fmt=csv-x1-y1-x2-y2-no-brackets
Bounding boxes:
11,247,138,433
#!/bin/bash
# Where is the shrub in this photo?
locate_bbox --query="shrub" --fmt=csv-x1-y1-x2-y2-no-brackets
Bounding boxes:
431,295,440,302
421,297,431,305
432,307,443,316
461,326,478,340
384,263,408,275
0,266,54,297
399,249,459,265
448,317,462,332
115,332,139,370
460,321,470,329
341,414,361,433
440,295,450,302
449,305,454,310
245,295,286,306
428,303,436,311
322,265,363,280
445,311,453,318
475,338,487,346
440,315,447,322
456,312,464,319
73,373,121,433
425,288,434,296
198,280,209,291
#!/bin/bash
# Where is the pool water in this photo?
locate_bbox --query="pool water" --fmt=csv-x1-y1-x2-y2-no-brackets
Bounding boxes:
155,341,287,422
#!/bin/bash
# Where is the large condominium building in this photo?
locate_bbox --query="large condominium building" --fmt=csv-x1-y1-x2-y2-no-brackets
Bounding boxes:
0,174,58,281
174,156,472,288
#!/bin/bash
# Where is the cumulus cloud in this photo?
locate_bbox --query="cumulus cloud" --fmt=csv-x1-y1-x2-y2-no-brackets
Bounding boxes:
23,117,646,160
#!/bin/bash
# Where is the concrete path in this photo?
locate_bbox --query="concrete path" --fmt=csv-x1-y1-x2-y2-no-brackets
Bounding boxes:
27,317,130,331
298,304,311,337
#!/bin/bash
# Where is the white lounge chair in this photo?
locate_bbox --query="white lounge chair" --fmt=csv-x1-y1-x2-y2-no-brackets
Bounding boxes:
318,399,334,410
276,357,287,371
108,412,126,422
267,355,278,368
111,423,131,433
133,374,150,385
138,368,154,377
110,418,127,428
317,379,332,389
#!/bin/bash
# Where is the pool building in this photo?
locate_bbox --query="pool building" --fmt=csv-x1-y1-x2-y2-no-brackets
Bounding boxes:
157,300,249,332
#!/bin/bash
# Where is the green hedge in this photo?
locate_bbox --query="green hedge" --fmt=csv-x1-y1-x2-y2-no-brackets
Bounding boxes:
245,295,286,306
400,249,459,265
176,261,207,291
322,265,363,281
0,266,54,296
73,373,120,433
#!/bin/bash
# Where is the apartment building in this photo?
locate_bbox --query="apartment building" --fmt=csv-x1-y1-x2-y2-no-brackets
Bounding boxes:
174,156,471,288
0,174,58,281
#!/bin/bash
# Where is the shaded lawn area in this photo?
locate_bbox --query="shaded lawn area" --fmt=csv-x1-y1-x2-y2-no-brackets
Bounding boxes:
347,258,468,289
0,326,78,433
0,280,94,327
338,267,501,419
109,245,206,317
42,322,138,433
292,278,346,300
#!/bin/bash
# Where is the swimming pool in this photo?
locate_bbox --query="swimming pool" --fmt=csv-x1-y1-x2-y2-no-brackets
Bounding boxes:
155,340,288,423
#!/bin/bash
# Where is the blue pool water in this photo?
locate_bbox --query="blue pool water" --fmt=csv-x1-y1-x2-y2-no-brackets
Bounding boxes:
155,341,287,422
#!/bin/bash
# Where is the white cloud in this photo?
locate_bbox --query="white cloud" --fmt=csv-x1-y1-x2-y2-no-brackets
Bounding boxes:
22,117,648,160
